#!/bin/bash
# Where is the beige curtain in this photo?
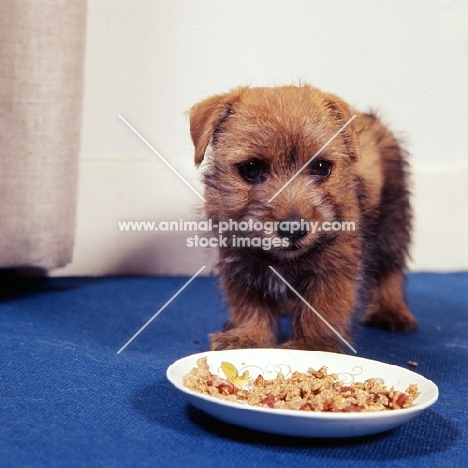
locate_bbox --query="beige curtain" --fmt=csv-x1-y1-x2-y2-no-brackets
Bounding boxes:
0,1,87,269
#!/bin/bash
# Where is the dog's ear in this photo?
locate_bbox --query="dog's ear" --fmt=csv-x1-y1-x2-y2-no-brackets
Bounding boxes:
323,93,360,160
190,89,241,165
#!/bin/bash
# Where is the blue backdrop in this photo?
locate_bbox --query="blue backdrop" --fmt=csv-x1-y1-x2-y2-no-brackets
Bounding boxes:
1,273,466,467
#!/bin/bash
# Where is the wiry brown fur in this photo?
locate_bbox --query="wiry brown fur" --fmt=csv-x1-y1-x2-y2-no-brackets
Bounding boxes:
190,85,417,352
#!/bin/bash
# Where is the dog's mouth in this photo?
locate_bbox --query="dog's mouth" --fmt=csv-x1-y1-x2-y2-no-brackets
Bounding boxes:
276,237,312,255
279,237,305,251
214,218,325,258
253,234,315,259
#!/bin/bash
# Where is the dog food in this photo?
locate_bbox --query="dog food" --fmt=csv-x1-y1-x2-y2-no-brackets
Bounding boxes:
183,357,419,412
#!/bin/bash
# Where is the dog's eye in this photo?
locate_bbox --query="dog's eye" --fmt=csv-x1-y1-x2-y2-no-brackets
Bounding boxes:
237,160,267,183
309,159,332,178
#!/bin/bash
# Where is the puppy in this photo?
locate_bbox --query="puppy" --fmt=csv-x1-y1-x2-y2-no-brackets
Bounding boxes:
190,85,417,352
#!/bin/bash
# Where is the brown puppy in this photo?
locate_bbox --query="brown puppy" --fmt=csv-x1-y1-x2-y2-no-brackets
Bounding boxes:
190,85,417,352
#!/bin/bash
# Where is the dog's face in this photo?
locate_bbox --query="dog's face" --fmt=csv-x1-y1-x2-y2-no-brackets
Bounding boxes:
190,85,361,261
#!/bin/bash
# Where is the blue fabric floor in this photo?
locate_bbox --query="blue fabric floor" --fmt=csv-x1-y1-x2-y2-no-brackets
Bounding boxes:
1,272,467,468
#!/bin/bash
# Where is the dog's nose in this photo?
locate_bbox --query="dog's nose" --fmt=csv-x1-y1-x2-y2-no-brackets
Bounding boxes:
277,220,308,243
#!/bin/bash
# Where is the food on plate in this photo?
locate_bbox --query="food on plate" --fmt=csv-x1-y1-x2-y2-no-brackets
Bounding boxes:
183,357,419,412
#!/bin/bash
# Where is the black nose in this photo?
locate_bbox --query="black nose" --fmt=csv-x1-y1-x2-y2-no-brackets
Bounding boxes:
277,219,308,243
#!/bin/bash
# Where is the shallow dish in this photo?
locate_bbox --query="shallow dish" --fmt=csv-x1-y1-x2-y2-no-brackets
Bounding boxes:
166,349,438,438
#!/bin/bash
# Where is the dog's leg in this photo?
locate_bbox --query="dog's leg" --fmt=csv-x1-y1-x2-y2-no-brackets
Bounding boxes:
363,270,417,331
362,130,417,332
210,288,278,350
281,275,356,352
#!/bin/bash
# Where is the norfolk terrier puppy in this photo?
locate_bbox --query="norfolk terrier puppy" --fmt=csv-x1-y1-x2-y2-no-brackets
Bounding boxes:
190,85,417,352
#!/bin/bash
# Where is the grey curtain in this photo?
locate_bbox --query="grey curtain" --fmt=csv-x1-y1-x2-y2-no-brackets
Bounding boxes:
0,1,87,269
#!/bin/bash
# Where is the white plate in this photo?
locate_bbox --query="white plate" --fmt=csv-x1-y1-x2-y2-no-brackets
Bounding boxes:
166,349,438,438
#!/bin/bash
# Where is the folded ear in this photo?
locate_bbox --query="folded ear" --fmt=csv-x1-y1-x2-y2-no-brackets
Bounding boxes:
189,89,241,165
323,93,359,160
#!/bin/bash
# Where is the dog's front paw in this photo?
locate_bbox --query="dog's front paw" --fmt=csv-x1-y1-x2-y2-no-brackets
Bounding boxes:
363,305,418,332
209,330,276,350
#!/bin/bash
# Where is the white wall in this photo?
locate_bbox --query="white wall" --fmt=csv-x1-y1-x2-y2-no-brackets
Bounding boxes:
54,0,468,276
